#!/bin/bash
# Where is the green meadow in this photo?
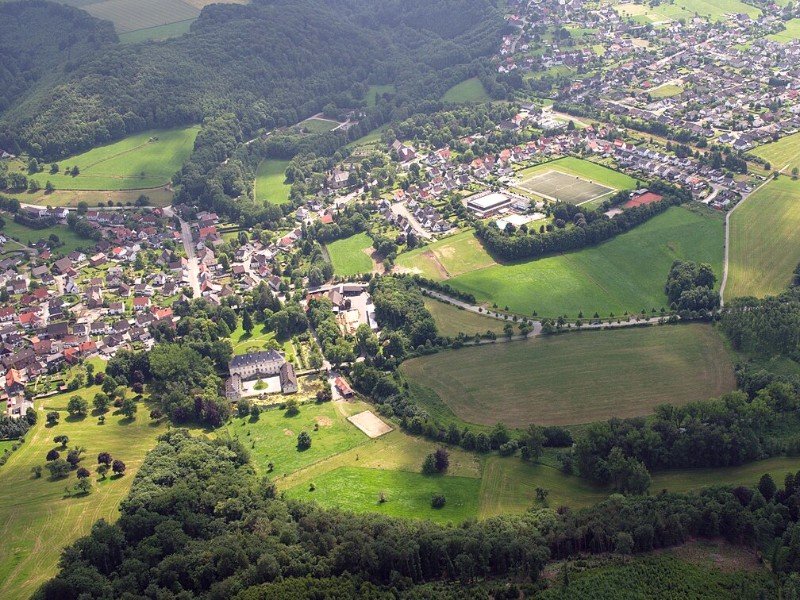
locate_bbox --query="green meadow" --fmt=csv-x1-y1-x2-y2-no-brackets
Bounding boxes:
254,159,292,205
726,177,800,299
1,220,94,256
326,232,374,276
423,297,508,338
27,126,199,191
447,206,724,317
442,77,491,103
751,131,800,174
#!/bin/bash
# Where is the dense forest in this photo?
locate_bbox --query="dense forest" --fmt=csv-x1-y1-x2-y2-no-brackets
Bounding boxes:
38,426,800,598
0,0,504,159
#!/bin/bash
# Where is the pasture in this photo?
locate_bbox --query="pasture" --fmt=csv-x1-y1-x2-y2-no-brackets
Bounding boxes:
767,18,800,43
27,126,199,191
0,386,168,600
649,83,684,98
285,466,481,524
519,169,614,205
118,20,193,44
225,401,369,477
254,159,292,205
6,187,173,208
395,229,497,280
423,297,508,337
401,324,736,426
325,232,374,276
612,0,759,23
751,131,800,174
442,77,491,103
726,177,800,299
448,206,724,317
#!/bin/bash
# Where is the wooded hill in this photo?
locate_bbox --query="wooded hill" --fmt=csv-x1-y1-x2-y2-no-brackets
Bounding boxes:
0,0,504,160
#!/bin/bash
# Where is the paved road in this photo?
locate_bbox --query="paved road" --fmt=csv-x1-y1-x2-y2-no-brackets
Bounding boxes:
391,201,432,240
178,218,201,298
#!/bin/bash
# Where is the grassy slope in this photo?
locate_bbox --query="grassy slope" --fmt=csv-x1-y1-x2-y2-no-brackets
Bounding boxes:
423,297,508,337
118,19,194,44
447,206,724,317
516,157,640,191
752,131,800,174
442,77,491,103
395,230,498,280
366,84,395,107
727,177,800,299
0,387,168,600
401,324,736,427
27,126,199,191
326,232,374,276
254,159,292,205
651,455,800,494
3,187,173,208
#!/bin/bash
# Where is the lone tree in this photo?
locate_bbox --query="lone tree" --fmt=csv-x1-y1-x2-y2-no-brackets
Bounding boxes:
433,448,450,473
76,467,91,479
285,398,300,417
431,494,446,509
297,431,312,451
67,395,88,417
120,397,137,419
46,458,71,479
93,393,110,413
112,459,126,476
242,308,254,335
97,464,109,479
54,435,69,448
46,411,60,426
421,453,437,475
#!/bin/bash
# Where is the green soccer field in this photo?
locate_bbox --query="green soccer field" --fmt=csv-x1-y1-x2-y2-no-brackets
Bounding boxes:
401,323,736,427
26,126,199,191
726,177,800,300
447,206,724,318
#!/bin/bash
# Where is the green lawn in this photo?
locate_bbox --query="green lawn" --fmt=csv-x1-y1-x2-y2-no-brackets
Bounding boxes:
751,131,800,174
285,466,481,524
225,401,369,477
614,0,759,23
1,220,94,256
118,19,193,44
516,157,639,192
727,177,800,299
402,324,736,427
345,126,387,150
366,84,395,107
651,455,800,494
442,77,491,103
0,386,168,600
326,232,374,276
649,83,684,98
229,322,294,359
395,230,497,280
767,18,800,43
423,297,508,338
447,206,724,317
254,159,292,205
26,126,199,191
299,118,339,133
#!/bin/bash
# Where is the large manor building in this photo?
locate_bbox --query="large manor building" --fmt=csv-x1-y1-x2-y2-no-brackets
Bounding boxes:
225,350,297,400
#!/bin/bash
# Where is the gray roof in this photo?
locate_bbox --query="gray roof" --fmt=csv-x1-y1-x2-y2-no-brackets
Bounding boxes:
229,350,284,370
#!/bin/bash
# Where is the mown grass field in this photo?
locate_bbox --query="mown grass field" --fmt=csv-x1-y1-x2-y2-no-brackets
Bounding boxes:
423,297,508,337
515,157,639,194
299,117,340,133
5,187,173,208
25,126,198,191
447,206,724,318
767,18,800,43
285,466,481,524
1,220,94,255
395,229,497,279
0,386,168,600
326,232,374,276
442,77,491,103
751,131,800,174
254,159,292,205
726,177,800,299
229,322,295,360
651,455,800,494
613,0,759,23
402,324,736,426
366,84,396,107
225,401,369,477
649,83,684,98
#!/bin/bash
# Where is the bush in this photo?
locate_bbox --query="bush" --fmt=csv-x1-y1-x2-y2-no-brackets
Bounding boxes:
431,494,446,509
297,431,312,451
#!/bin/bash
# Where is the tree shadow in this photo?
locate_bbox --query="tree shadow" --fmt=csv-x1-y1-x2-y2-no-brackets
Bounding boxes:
117,416,136,426
65,414,87,423
110,473,125,481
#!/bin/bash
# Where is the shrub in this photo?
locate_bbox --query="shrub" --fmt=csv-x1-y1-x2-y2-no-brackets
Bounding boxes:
297,431,312,451
431,494,446,509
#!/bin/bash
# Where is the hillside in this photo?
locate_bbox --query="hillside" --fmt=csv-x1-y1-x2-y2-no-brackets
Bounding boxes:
0,0,504,159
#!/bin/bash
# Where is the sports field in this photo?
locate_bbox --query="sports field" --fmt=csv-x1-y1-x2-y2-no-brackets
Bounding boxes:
442,77,491,103
254,159,292,205
447,206,724,317
0,386,168,600
751,131,800,174
395,229,497,279
767,18,800,43
401,324,736,426
726,177,800,299
325,232,374,276
514,157,638,205
519,170,614,205
423,297,508,337
27,126,199,191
